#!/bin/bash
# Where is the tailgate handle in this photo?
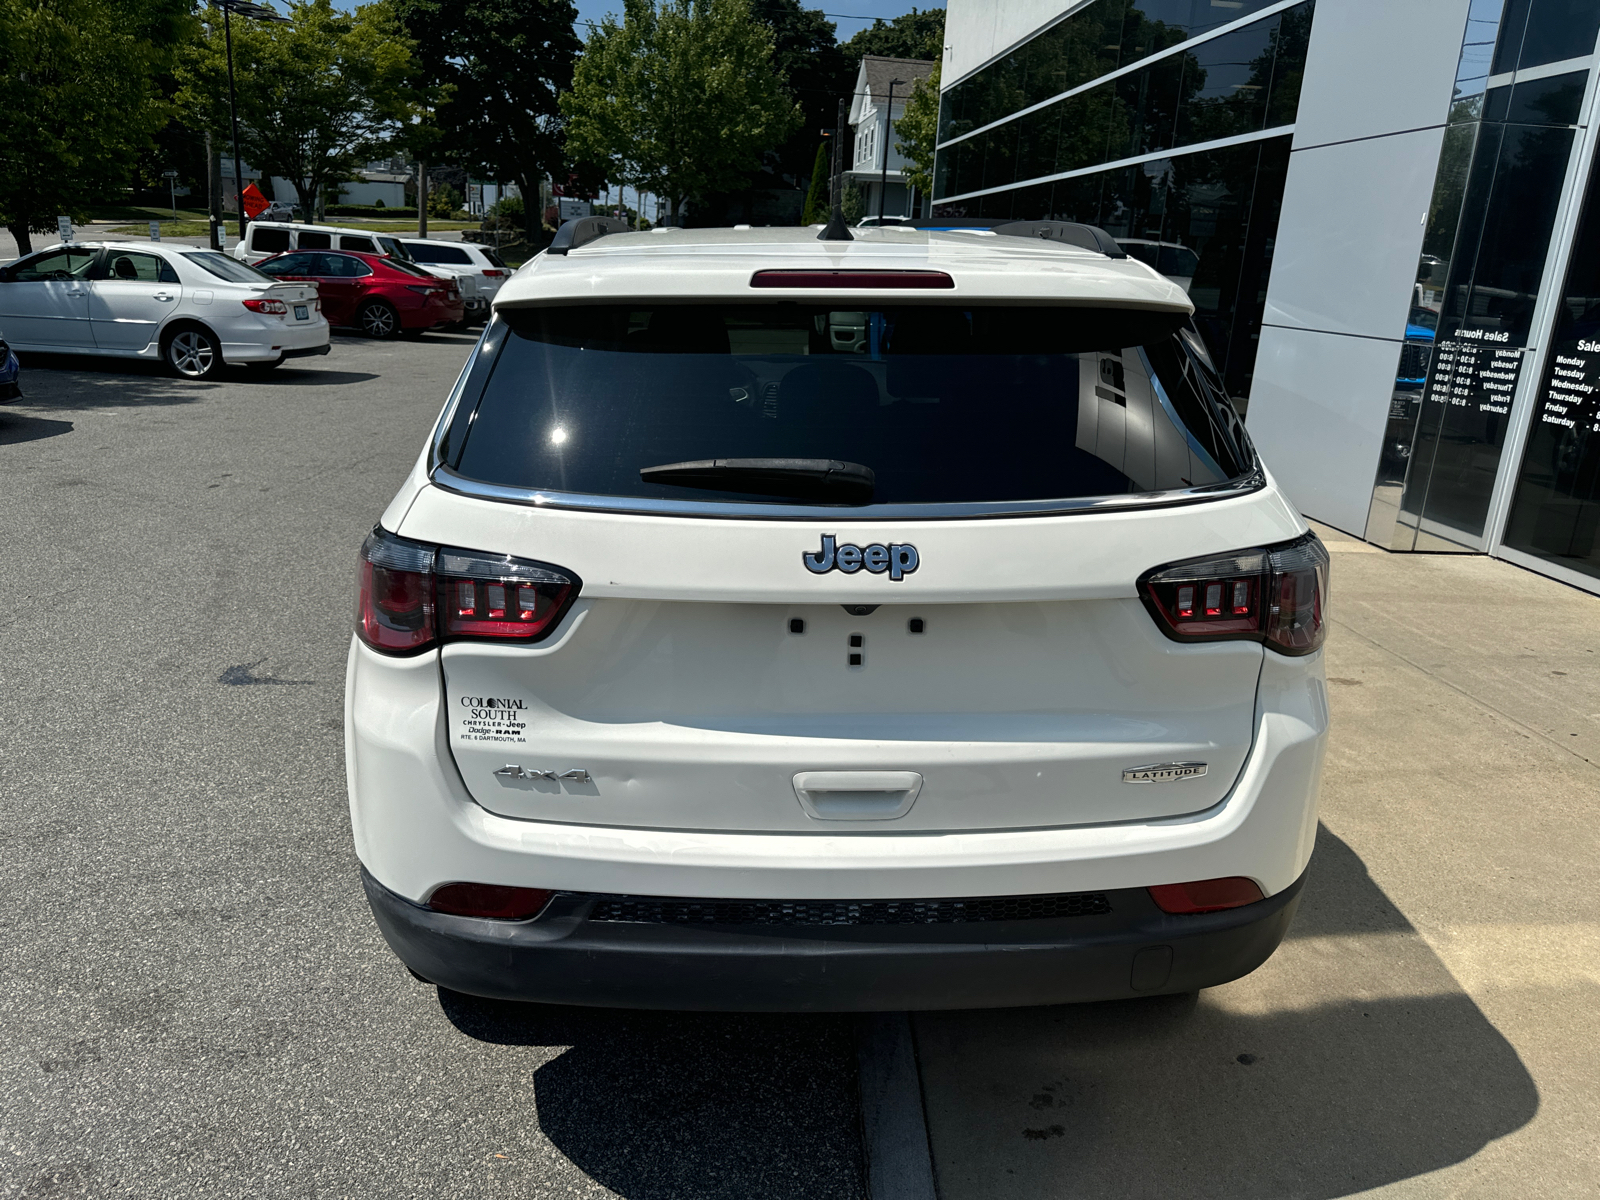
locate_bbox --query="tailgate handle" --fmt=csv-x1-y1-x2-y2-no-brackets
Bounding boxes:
792,771,922,822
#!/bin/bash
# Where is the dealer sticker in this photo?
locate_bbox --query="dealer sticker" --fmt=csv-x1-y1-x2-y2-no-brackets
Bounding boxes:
455,694,529,745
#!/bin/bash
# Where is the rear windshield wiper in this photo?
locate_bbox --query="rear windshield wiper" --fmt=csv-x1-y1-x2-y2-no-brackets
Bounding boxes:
639,458,875,504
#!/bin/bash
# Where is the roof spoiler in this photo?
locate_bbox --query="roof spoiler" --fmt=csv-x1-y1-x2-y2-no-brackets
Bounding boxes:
546,215,632,256
898,218,1127,259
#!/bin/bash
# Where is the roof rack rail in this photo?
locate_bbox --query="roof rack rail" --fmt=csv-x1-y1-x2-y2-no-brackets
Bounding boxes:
897,218,1127,259
546,215,632,256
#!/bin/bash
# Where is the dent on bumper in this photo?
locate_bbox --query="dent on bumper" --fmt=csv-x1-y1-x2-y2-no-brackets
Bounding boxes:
363,865,1307,1011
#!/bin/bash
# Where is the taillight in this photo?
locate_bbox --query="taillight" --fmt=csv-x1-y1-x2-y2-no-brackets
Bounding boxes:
243,297,288,314
481,268,509,277
1148,877,1264,914
750,269,954,288
405,284,441,296
355,527,580,656
436,546,576,642
428,882,552,920
1138,532,1328,656
357,529,435,654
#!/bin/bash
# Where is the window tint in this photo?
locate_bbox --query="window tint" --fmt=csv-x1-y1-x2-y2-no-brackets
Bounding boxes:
483,250,508,269
385,259,437,279
251,227,292,253
447,305,1250,508
377,237,412,260
181,252,275,283
298,231,330,249
257,253,317,276
10,248,97,281
1493,0,1600,74
340,235,377,253
405,241,472,265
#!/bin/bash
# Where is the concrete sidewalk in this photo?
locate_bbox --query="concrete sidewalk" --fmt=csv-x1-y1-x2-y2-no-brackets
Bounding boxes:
913,524,1600,1198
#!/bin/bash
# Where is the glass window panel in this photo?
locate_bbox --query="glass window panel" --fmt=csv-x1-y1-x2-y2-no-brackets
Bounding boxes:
1517,0,1600,70
1489,0,1530,76
935,3,1312,202
1504,144,1600,579
1506,70,1586,126
1453,0,1506,109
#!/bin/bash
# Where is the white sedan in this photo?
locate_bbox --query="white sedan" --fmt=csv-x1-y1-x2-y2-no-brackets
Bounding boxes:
0,242,329,378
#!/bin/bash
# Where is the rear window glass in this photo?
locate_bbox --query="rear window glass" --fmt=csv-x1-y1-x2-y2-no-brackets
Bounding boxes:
482,249,508,268
406,241,472,264
445,305,1251,508
182,252,273,283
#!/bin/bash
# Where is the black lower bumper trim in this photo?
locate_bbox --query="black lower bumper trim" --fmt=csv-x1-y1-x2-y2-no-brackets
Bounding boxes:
0,379,20,402
284,343,331,359
361,867,1306,1012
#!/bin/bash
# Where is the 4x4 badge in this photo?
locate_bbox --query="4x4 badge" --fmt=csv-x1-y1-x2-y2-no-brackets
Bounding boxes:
803,535,919,581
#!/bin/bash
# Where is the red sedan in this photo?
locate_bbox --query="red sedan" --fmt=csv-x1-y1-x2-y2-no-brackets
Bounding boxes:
254,249,465,338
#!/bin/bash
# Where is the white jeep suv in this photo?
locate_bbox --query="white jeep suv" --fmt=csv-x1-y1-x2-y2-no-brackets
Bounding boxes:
346,218,1329,1011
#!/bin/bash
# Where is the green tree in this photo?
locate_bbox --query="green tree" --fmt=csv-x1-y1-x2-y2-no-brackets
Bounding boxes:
893,62,939,200
841,7,943,65
179,0,416,224
750,0,850,190
392,0,581,232
801,141,831,224
0,0,195,254
562,0,802,219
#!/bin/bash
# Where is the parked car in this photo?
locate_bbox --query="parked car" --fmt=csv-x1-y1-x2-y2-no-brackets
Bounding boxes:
0,329,20,401
253,249,463,338
0,242,329,378
402,238,513,326
260,201,300,221
347,218,1330,1012
233,220,418,266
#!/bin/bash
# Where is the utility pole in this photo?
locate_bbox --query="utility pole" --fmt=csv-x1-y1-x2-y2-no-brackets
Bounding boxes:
216,2,290,244
207,132,223,249
418,159,428,238
878,78,904,225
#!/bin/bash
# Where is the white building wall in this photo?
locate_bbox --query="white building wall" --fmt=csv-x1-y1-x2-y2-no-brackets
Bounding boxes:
1245,0,1473,535
944,0,1092,84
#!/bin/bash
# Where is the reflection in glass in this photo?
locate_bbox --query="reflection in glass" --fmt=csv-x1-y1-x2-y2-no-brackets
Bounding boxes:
933,3,1312,203
938,137,1291,406
1491,0,1600,76
1504,147,1600,581
938,0,1290,145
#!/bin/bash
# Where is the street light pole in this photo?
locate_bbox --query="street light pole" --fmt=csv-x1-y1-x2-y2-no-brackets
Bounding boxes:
878,78,904,226
215,1,290,245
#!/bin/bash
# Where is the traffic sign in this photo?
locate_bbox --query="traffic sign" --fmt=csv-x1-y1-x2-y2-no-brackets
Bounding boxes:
150,221,162,241
57,215,72,244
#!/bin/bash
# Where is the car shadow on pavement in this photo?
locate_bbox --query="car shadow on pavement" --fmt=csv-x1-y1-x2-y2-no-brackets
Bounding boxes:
14,352,378,398
912,825,1540,1200
0,412,73,444
437,996,867,1199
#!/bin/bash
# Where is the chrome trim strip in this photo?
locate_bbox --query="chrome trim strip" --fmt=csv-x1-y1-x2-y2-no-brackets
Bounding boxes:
429,463,1267,522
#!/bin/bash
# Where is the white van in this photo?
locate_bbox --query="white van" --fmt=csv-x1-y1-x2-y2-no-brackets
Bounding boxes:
233,221,417,266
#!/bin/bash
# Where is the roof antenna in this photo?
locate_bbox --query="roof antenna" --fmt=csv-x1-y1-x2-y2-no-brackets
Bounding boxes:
819,97,854,242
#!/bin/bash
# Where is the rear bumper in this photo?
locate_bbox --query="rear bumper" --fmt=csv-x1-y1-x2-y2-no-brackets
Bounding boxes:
284,343,331,360
363,865,1305,1011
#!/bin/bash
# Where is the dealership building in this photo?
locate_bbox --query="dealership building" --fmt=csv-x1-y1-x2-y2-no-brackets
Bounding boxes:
936,0,1600,593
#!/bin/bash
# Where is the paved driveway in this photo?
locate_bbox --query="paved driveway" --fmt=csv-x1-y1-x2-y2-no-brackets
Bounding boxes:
0,338,864,1199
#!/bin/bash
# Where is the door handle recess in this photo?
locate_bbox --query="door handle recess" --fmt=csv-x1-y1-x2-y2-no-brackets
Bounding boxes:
153,293,174,301
792,771,922,821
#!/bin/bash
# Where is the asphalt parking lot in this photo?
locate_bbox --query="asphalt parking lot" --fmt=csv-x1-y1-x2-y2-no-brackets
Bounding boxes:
2,336,1596,1198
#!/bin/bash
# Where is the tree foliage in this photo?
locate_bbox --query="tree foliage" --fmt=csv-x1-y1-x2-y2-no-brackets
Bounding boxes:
748,0,850,187
894,63,938,200
178,0,415,221
0,0,195,254
562,0,801,216
392,0,581,225
841,7,944,65
801,141,830,224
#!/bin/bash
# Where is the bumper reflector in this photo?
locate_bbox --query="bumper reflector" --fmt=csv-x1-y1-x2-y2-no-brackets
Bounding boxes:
1148,877,1264,914
427,882,552,920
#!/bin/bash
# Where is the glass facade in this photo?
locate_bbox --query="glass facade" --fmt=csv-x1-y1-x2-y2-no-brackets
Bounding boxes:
932,2,1310,404
1368,0,1592,551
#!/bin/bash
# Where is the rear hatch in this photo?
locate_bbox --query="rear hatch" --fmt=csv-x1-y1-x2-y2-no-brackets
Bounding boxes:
405,299,1290,834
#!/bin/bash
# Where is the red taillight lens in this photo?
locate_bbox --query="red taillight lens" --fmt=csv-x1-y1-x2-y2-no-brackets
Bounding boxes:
357,529,436,654
243,297,288,314
428,882,552,920
750,269,955,289
1138,532,1329,655
1148,877,1265,914
481,268,509,277
356,530,580,655
436,546,577,642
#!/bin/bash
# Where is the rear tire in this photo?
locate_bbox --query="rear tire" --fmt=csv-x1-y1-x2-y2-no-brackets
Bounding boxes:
357,301,400,340
163,325,223,379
